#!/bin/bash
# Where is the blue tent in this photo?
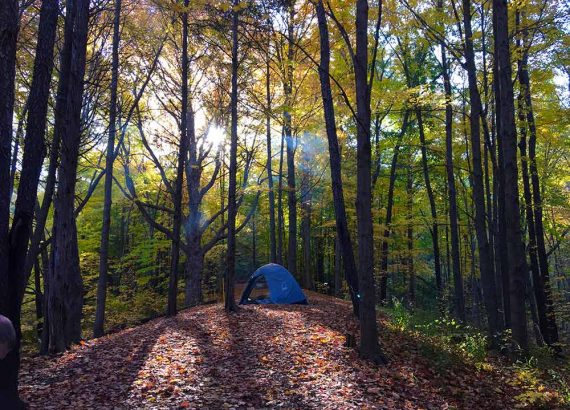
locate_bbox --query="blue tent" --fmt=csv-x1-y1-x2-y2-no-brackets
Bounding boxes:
239,263,308,305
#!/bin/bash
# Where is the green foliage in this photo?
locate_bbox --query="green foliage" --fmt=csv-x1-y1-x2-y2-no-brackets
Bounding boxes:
384,302,488,365
383,303,570,407
390,297,412,331
508,347,570,408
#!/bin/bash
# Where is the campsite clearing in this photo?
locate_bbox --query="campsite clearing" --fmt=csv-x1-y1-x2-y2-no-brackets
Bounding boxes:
19,292,544,409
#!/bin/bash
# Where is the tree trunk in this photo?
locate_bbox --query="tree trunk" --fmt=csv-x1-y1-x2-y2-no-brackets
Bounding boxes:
0,0,20,395
354,0,387,364
285,2,297,278
334,236,342,297
315,0,359,315
379,111,410,302
266,46,277,263
416,109,443,301
517,11,558,346
23,116,62,290
94,0,121,337
493,0,528,350
252,212,257,270
518,92,544,342
184,241,204,307
461,0,502,339
2,0,58,391
492,7,510,330
300,169,313,290
439,13,465,320
34,259,44,344
406,165,415,307
277,127,285,265
225,0,240,312
8,105,28,202
46,0,90,353
168,0,190,316
184,103,203,307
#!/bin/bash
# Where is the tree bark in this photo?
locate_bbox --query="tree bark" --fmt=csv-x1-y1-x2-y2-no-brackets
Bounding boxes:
225,0,240,312
334,236,342,297
493,0,528,350
266,44,277,263
94,0,122,337
406,164,415,307
517,11,558,346
518,93,545,345
167,0,190,316
439,13,465,320
354,0,387,364
379,111,409,302
46,0,90,353
8,105,27,202
416,109,443,300
184,242,204,307
315,0,359,315
252,212,257,270
184,103,203,307
277,128,285,265
0,0,20,396
300,165,314,290
285,2,297,278
1,0,58,390
492,6,510,330
461,0,502,339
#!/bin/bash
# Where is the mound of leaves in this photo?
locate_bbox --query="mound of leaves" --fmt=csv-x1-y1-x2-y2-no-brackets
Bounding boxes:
19,292,561,409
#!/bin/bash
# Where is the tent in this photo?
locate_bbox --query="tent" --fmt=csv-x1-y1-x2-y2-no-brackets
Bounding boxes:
239,263,308,305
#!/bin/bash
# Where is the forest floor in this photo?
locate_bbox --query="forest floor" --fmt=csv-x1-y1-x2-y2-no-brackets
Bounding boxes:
19,291,567,409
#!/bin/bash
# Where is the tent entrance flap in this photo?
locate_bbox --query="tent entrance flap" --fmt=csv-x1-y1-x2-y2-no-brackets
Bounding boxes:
239,263,308,305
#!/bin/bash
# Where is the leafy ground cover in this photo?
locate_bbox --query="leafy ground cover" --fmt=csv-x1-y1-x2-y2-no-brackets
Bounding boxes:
19,292,567,409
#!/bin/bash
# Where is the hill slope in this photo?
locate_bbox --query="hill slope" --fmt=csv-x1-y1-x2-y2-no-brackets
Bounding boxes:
19,292,543,409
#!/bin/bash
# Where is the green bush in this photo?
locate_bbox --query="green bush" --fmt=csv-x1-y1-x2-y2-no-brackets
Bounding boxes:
391,297,412,331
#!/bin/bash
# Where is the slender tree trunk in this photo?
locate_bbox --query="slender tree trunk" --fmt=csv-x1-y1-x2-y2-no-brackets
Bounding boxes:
266,45,277,263
36,0,72,353
285,2,297,278
461,0,502,339
517,12,558,346
416,109,443,300
168,0,190,316
277,128,285,265
225,0,240,312
518,91,544,340
315,0,359,315
493,0,528,350
252,213,257,270
24,122,62,287
379,111,409,302
355,0,387,364
406,165,415,307
334,236,342,297
491,5,510,330
94,0,121,337
47,0,90,353
2,0,58,389
439,15,465,320
300,168,313,290
8,105,28,202
0,0,20,396
34,259,44,343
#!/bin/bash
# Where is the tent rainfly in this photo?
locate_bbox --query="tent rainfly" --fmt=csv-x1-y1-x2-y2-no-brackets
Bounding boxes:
239,263,308,305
